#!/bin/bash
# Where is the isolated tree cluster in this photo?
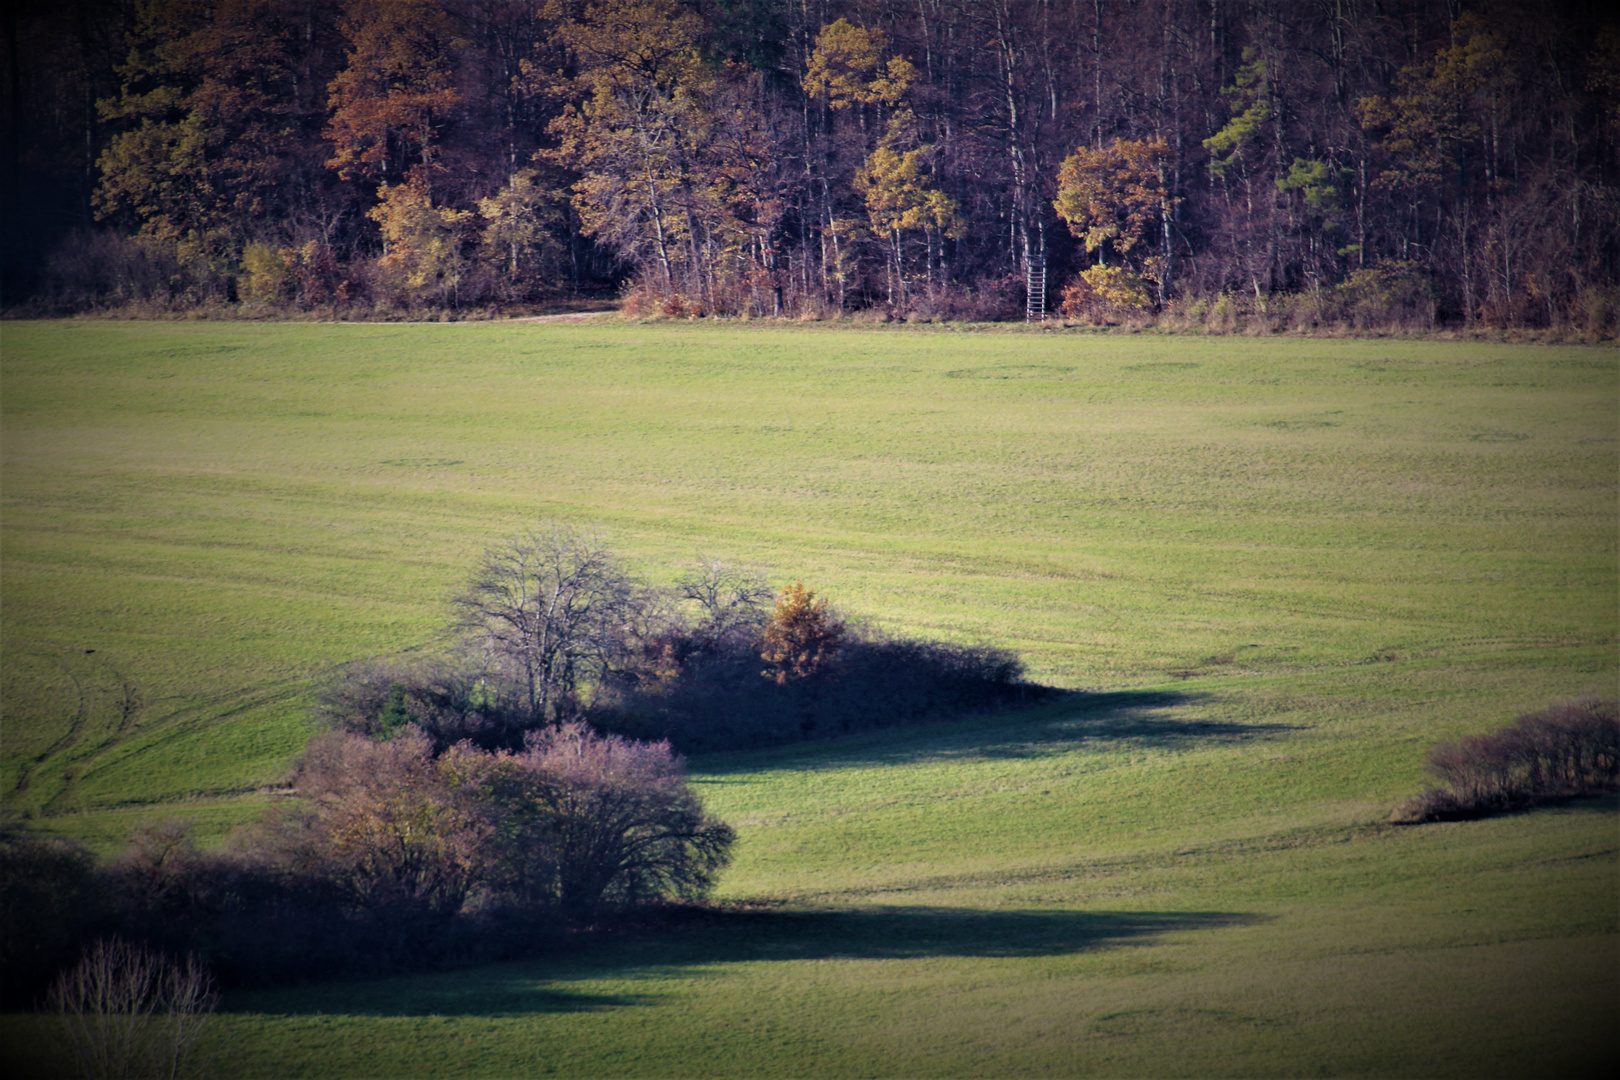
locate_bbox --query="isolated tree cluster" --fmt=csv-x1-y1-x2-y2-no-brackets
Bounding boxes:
0,523,1031,1004
5,0,1616,331
324,524,1033,753
1393,698,1619,822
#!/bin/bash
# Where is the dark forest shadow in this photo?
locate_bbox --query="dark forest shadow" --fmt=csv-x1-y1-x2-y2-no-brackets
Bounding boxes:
224,905,1266,1018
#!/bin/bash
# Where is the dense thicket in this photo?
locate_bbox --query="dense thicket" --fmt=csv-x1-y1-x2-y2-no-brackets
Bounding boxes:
1393,698,1620,822
5,0,1615,327
325,528,1035,753
0,723,733,1003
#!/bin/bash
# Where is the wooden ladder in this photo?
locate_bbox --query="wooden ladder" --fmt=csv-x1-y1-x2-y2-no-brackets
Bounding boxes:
1025,261,1047,322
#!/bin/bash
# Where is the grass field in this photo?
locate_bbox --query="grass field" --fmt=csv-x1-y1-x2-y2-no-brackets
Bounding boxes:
1,319,1615,1077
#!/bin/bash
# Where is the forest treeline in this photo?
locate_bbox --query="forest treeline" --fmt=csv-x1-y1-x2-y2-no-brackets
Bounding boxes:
3,0,1616,331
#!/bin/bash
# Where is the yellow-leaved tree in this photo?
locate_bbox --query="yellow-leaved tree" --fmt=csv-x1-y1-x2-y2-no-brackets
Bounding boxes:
760,583,844,684
367,172,473,307
1053,137,1178,317
854,116,963,307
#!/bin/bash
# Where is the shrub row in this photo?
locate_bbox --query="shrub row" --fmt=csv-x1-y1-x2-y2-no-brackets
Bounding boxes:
595,634,1035,752
1393,699,1619,823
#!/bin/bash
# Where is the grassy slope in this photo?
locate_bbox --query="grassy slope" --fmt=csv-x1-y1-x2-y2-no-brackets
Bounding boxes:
1,320,1615,1076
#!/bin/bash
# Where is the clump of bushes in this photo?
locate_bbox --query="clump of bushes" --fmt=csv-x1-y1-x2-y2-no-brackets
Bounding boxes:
1392,698,1619,823
323,526,1038,754
1058,266,1154,324
3,525,1035,1003
1,723,732,1003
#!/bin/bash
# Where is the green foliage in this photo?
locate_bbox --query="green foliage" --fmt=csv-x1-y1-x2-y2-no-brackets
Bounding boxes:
1203,50,1273,179
1357,13,1516,197
1276,158,1347,231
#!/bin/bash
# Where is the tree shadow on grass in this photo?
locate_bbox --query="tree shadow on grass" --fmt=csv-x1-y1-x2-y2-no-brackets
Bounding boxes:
223,905,1265,1018
696,689,1302,778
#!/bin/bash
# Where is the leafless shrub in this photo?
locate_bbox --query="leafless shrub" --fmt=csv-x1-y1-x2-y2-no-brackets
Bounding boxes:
47,938,216,1080
1393,698,1619,822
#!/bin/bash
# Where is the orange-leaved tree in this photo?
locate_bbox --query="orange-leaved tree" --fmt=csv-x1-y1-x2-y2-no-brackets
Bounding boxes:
1053,137,1178,314
759,583,844,684
324,0,464,187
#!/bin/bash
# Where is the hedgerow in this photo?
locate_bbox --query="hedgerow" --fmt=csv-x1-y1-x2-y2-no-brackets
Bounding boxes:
1392,699,1619,823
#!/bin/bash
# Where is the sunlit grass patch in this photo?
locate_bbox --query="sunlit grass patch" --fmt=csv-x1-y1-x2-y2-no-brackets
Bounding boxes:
2,321,1614,1076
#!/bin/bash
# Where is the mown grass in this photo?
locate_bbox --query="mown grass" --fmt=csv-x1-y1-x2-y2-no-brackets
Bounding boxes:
1,320,1615,1076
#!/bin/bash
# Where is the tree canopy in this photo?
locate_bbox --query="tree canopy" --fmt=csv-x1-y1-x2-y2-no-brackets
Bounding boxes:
5,0,1614,329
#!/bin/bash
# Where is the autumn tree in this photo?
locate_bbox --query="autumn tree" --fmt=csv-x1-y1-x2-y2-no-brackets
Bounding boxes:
803,17,915,117
1054,137,1178,310
1359,13,1521,325
324,0,463,188
92,0,321,261
760,582,844,684
854,115,962,306
545,0,779,313
367,168,474,306
802,18,917,307
475,170,566,296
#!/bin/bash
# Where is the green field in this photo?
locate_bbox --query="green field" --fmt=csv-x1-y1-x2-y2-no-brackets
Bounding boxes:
2,319,1616,1077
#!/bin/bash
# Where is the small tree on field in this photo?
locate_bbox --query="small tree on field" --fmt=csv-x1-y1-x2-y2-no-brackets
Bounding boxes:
760,582,844,684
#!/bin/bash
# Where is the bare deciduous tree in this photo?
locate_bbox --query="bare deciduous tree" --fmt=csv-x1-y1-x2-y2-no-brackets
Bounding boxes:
677,557,772,643
48,938,216,1080
453,523,642,724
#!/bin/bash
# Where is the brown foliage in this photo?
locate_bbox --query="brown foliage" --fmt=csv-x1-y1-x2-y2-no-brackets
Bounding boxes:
1393,699,1619,823
759,582,845,684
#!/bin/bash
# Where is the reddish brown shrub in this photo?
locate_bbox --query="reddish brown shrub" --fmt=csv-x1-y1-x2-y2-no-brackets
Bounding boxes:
1394,698,1619,822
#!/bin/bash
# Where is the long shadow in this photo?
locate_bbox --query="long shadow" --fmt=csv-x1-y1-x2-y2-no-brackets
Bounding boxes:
696,689,1301,778
224,905,1266,1018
